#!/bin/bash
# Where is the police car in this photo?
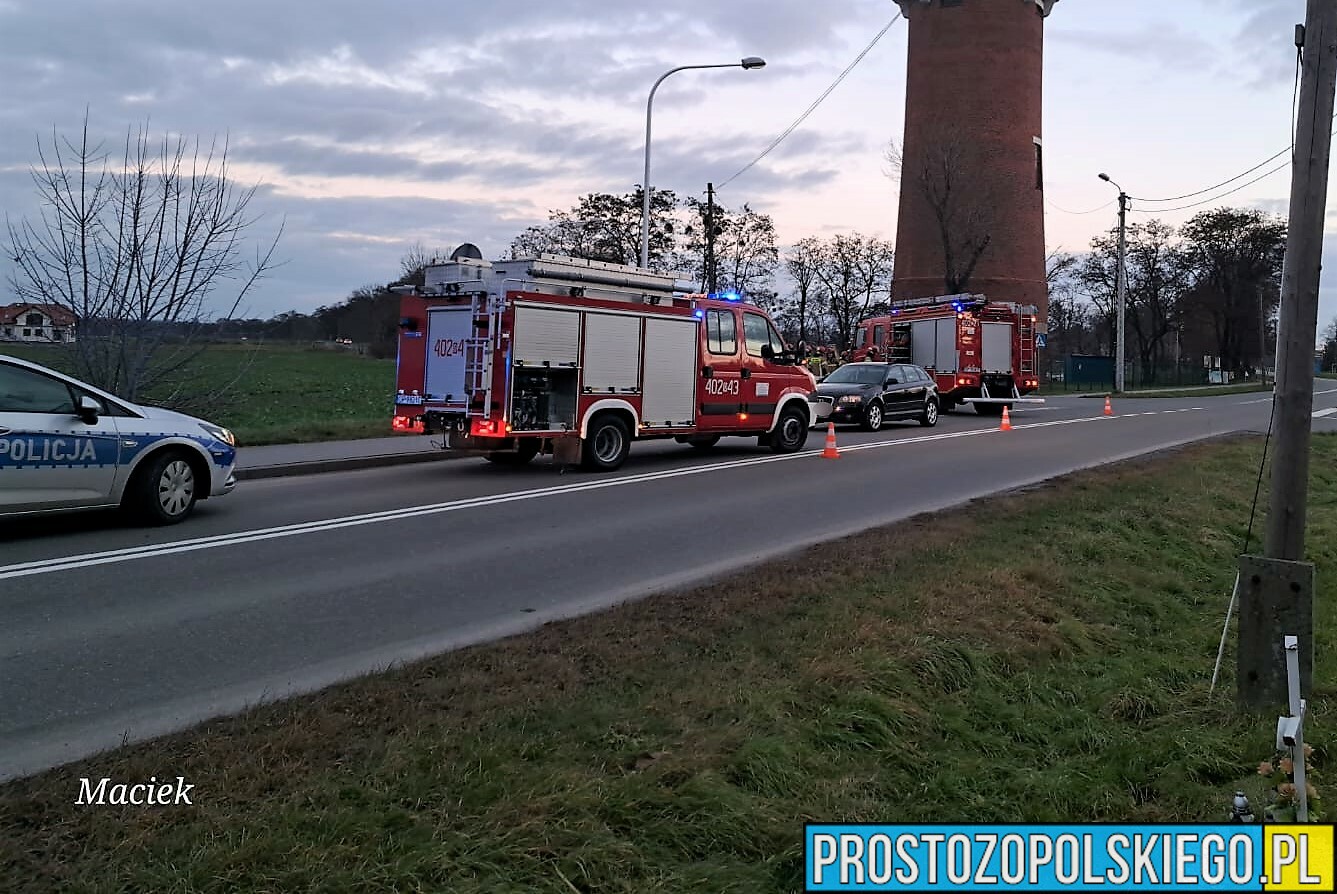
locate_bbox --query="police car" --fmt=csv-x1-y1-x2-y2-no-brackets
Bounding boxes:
1,354,238,525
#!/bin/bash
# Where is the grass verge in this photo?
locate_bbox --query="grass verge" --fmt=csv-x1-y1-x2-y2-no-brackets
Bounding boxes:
1078,383,1273,399
3,436,1336,892
2,343,396,446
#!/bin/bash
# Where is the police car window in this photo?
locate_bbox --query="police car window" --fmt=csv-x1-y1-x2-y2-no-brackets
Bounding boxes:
0,364,77,414
706,310,737,355
743,312,773,357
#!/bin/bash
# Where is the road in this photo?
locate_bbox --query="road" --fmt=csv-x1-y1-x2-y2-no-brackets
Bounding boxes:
3,388,1336,781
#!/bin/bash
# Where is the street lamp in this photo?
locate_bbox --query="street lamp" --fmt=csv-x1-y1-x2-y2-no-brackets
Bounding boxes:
640,56,766,270
1098,172,1129,393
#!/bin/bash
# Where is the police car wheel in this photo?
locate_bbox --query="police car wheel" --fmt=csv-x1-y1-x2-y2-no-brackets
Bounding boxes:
128,451,199,525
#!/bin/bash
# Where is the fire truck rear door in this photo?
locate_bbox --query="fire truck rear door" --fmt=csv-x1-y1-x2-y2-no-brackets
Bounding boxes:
423,305,473,411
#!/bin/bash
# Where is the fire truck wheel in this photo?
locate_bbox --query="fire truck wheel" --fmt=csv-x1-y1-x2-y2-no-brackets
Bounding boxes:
769,405,809,454
582,415,631,471
919,397,940,427
484,438,541,465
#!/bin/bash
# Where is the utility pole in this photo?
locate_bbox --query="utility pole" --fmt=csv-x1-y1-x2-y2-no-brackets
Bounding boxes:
1237,1,1337,709
1098,172,1128,392
1115,192,1128,393
706,182,718,295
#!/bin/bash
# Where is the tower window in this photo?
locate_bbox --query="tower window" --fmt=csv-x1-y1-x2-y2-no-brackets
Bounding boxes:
1033,137,1044,190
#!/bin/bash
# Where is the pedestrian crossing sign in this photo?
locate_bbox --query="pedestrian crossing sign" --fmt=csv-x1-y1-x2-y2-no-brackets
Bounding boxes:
1035,333,1047,349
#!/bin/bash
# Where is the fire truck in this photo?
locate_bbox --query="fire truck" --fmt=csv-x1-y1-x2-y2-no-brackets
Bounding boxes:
851,294,1043,415
391,249,831,471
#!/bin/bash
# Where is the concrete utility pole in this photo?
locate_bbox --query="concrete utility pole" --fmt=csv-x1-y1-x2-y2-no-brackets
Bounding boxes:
706,181,718,295
1238,1,1337,709
1098,173,1128,392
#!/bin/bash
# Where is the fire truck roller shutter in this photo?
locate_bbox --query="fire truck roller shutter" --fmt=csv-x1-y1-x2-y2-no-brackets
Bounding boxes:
910,320,937,368
513,305,581,366
982,323,1014,373
582,313,642,393
640,318,697,428
934,319,958,374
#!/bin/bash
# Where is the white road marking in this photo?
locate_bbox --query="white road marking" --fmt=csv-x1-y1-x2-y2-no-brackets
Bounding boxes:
1315,408,1337,418
0,408,1208,581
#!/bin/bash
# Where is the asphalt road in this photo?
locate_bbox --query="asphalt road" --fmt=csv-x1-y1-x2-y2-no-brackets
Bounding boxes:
3,388,1336,781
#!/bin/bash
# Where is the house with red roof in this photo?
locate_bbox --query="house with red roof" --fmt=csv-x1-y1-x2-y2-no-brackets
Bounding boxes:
0,303,77,343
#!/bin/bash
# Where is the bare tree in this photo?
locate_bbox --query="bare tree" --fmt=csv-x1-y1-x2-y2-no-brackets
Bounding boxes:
5,114,282,406
1045,250,1097,357
1080,220,1189,379
886,125,996,295
680,199,779,306
811,233,895,351
784,236,826,346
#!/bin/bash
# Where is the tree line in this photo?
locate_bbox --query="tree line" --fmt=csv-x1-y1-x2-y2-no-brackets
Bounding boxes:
1045,208,1288,380
4,116,1327,406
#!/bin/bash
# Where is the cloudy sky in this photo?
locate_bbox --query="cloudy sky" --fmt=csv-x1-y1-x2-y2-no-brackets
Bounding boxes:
1,0,1332,334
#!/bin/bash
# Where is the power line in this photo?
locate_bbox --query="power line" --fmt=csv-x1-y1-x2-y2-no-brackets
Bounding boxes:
1130,146,1292,204
717,14,902,191
1130,118,1337,215
1130,155,1294,214
1135,53,1314,206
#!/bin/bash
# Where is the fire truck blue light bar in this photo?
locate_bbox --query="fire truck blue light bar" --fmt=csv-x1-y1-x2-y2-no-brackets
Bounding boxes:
803,824,1334,892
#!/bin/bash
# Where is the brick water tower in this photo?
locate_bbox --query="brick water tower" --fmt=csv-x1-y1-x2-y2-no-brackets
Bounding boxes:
891,0,1058,325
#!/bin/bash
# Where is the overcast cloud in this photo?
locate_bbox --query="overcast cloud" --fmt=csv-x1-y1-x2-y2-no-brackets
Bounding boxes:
1,0,1333,334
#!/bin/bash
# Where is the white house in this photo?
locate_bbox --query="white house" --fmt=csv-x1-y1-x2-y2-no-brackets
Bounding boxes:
0,303,77,343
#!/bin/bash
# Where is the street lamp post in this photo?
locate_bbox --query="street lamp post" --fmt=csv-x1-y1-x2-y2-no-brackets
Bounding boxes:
640,56,766,270
1099,173,1128,392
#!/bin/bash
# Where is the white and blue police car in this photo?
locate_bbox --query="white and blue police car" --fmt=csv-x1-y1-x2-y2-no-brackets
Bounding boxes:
1,353,238,525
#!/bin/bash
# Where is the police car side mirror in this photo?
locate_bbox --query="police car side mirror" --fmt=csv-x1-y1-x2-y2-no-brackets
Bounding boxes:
77,395,100,425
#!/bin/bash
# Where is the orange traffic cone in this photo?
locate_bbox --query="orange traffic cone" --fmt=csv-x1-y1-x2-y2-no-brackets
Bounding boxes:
1000,406,1013,432
1104,396,1113,417
822,422,840,459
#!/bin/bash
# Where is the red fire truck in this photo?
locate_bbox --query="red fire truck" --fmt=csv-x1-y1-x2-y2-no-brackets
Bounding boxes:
851,293,1043,415
391,250,831,471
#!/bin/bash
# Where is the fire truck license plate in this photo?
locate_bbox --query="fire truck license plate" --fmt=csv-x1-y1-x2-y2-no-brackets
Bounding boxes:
396,395,424,405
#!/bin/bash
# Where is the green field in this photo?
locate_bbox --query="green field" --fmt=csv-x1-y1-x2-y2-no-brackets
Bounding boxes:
1,343,397,446
3,435,1333,892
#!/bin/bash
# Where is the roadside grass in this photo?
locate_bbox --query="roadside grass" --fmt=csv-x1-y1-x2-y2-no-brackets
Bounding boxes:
3,436,1336,893
1077,383,1272,399
1,343,395,445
